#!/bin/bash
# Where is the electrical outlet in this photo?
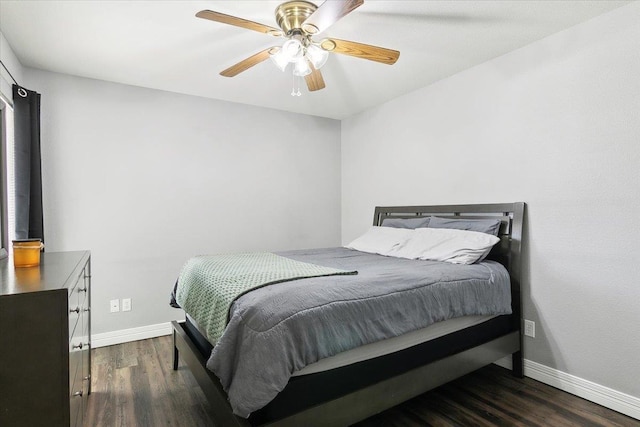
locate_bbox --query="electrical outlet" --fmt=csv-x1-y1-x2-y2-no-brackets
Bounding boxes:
122,298,131,312
524,319,536,338
110,299,120,313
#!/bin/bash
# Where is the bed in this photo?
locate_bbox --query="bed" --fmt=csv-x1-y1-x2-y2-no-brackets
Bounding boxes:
171,202,525,426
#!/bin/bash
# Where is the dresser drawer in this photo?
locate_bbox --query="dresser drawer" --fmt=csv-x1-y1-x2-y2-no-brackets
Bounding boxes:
69,362,83,427
67,264,88,291
68,280,84,341
67,266,88,304
75,274,88,304
69,347,81,394
69,304,81,340
81,345,90,419
69,340,82,378
68,273,87,306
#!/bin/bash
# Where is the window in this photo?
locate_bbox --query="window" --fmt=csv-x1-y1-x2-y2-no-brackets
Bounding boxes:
0,95,16,258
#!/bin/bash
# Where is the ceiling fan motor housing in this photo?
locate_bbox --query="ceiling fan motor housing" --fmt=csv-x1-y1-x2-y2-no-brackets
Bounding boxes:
275,1,318,35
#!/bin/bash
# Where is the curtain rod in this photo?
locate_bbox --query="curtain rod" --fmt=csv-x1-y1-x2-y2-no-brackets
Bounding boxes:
0,59,20,86
0,59,28,98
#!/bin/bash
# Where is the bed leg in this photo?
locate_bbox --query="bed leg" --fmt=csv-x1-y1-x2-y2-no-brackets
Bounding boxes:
512,350,524,378
173,328,179,371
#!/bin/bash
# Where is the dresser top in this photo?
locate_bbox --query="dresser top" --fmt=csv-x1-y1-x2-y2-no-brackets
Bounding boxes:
0,251,90,296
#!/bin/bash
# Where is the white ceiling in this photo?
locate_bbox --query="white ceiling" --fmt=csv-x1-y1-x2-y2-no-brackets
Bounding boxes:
0,1,631,119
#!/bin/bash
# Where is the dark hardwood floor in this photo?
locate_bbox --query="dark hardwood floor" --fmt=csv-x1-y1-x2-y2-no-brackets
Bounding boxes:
86,336,639,426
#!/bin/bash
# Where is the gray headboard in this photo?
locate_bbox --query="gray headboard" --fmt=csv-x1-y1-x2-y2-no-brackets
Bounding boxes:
373,202,525,322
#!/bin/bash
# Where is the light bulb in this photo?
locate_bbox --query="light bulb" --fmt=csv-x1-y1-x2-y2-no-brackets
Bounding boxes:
306,44,329,70
293,58,312,77
269,48,289,72
282,39,303,62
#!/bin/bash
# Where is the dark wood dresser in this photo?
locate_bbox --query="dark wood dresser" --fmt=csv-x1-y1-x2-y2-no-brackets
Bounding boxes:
0,251,91,427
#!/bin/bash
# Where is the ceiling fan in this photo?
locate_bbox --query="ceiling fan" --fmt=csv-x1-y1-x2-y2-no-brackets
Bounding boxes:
196,0,400,93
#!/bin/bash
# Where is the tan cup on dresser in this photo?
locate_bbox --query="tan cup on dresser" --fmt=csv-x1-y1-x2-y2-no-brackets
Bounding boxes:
12,239,44,267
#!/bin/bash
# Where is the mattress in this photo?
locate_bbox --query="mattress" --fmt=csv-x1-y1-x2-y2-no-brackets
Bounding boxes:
292,314,497,376
186,313,497,376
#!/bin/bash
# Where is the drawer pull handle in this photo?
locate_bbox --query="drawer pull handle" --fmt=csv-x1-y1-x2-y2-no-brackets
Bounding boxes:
72,342,89,350
83,375,91,381
70,307,80,314
83,307,90,312
73,391,83,397
78,287,87,292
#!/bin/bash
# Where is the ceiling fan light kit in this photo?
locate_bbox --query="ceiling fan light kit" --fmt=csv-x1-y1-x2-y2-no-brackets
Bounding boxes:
196,0,399,94
268,33,329,77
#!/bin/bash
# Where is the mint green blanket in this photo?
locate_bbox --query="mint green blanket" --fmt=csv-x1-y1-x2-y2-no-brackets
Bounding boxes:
175,252,357,343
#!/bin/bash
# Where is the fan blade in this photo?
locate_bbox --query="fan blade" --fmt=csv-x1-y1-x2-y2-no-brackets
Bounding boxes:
220,48,274,77
301,0,364,35
320,38,399,65
305,64,326,91
196,10,283,37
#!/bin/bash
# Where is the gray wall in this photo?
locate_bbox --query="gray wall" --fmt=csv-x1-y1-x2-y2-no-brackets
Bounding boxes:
341,3,640,397
26,68,342,334
0,31,23,101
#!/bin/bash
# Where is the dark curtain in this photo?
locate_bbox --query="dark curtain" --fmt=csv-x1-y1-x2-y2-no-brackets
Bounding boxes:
12,84,44,241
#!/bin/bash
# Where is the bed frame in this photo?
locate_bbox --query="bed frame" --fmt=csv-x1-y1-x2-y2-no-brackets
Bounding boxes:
171,202,525,426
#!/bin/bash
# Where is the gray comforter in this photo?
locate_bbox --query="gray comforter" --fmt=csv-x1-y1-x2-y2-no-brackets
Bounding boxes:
205,247,512,417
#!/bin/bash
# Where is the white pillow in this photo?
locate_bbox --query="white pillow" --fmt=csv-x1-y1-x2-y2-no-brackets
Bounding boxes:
345,226,413,256
390,228,500,264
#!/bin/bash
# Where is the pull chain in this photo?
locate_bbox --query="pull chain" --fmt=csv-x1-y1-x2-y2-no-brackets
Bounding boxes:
291,69,302,97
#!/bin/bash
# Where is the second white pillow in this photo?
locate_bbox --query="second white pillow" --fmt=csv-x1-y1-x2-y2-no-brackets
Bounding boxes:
389,227,500,264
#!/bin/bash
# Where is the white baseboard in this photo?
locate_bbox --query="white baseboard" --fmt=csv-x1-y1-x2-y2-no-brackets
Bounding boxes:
494,357,640,420
91,322,172,348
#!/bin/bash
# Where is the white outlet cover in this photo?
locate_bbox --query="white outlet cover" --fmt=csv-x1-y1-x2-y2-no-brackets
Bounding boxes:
110,299,120,313
524,319,536,338
122,298,131,312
